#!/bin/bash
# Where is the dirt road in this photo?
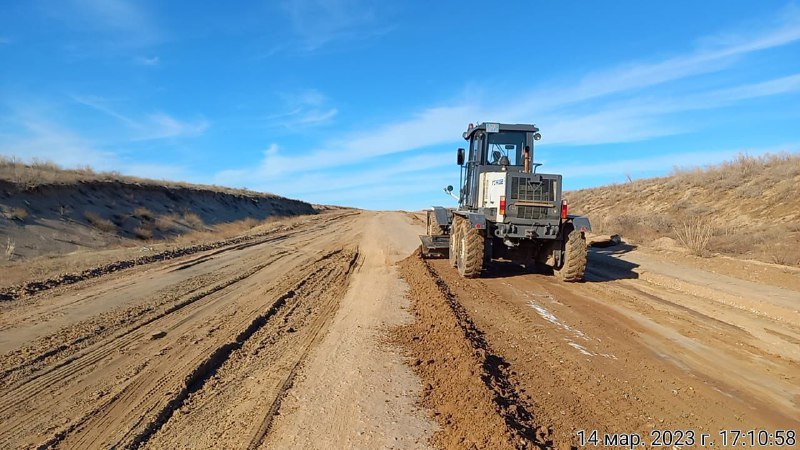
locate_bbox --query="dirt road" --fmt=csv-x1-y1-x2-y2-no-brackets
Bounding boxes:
398,240,799,448
1,210,797,449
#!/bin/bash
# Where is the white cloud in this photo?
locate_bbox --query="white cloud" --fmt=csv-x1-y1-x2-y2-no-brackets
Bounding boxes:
0,115,117,169
218,149,453,198
508,7,800,113
44,0,160,49
549,144,800,183
136,113,209,140
71,95,138,127
0,109,194,179
232,66,799,181
265,89,339,128
72,95,209,140
217,9,800,207
279,0,392,51
134,56,160,66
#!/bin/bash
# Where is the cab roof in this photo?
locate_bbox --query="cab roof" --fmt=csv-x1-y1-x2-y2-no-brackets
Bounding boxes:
463,122,540,140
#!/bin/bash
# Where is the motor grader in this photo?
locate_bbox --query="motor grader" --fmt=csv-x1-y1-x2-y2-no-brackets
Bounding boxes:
419,122,590,281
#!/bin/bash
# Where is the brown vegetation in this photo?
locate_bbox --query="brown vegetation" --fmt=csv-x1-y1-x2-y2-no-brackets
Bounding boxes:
133,207,154,220
2,207,28,221
4,238,14,261
0,156,317,260
0,155,270,197
568,152,800,266
675,219,714,256
84,211,118,233
133,225,154,240
155,214,180,233
181,212,205,229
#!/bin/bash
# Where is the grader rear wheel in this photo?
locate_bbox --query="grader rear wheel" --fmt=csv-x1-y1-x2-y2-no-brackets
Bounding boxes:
554,228,587,282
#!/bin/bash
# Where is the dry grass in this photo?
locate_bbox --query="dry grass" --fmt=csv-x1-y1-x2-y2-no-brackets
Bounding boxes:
181,212,205,229
172,216,271,246
133,207,154,220
3,207,29,221
133,225,154,240
84,211,118,233
4,238,14,261
155,214,180,233
0,155,275,198
568,152,800,266
214,217,258,235
676,219,713,256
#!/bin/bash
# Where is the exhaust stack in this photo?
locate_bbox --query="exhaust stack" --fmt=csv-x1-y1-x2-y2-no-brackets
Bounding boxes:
523,145,531,173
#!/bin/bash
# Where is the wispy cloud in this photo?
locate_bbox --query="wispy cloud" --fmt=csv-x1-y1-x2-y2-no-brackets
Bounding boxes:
278,0,393,51
216,147,453,197
265,89,338,128
72,95,209,140
0,108,194,179
136,113,209,140
45,0,160,49
550,143,800,184
504,9,800,117
0,113,116,169
217,8,800,207
134,55,160,66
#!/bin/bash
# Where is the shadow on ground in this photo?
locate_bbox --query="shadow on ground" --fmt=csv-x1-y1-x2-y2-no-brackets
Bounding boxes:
478,243,641,282
584,243,640,282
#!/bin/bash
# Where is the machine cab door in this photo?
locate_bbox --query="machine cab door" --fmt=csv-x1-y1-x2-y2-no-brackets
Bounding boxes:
463,131,485,209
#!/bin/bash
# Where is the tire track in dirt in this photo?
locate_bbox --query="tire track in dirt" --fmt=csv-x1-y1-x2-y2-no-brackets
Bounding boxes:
245,251,363,450
0,211,359,302
0,253,291,447
4,249,356,449
139,250,360,450
394,250,553,450
413,252,799,448
0,210,361,449
0,251,289,387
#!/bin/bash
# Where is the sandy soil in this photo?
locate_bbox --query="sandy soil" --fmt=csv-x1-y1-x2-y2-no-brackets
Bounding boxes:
1,210,797,449
263,212,436,449
398,244,799,448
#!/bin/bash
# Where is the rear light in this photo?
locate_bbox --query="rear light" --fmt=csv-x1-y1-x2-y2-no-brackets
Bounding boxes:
499,196,506,216
560,199,568,220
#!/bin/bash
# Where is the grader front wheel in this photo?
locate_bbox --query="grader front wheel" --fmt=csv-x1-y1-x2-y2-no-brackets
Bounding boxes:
448,219,460,267
427,211,443,236
456,217,485,278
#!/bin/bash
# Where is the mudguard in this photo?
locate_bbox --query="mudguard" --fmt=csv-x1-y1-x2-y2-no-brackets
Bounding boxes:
567,215,591,233
453,211,487,230
431,206,452,228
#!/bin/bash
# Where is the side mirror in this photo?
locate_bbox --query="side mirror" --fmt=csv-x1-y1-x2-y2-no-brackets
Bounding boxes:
456,148,465,166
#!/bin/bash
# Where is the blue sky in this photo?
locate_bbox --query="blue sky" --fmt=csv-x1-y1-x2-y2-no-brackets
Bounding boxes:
1,1,799,210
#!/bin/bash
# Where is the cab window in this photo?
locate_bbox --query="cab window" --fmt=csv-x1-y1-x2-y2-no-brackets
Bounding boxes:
487,131,525,165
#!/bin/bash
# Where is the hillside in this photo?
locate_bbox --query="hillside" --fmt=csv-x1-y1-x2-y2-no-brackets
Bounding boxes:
0,157,316,260
568,152,800,266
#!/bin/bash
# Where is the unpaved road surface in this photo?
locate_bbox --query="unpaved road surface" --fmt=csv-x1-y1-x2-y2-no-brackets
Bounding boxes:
1,210,798,449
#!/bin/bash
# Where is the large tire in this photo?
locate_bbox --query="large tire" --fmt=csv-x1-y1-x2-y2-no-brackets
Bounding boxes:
448,218,460,267
457,217,485,278
427,211,443,236
554,229,587,282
